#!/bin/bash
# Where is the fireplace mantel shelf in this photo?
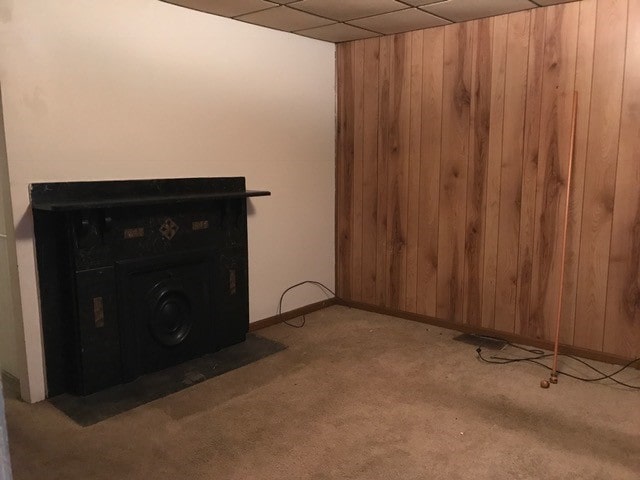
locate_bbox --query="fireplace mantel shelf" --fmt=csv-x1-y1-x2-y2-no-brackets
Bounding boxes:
29,177,270,212
31,190,271,212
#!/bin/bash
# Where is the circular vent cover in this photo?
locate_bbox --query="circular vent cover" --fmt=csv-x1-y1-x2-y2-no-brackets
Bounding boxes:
148,286,192,347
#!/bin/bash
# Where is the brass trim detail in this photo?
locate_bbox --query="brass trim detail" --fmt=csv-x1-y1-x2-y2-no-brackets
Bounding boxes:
192,220,210,231
124,227,144,239
229,269,237,295
93,297,105,328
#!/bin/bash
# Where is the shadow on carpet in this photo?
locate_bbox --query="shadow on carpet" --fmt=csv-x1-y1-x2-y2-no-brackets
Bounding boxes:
49,334,286,427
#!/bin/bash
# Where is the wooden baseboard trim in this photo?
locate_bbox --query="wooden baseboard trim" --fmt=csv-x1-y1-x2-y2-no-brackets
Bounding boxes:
249,298,337,332
336,298,636,366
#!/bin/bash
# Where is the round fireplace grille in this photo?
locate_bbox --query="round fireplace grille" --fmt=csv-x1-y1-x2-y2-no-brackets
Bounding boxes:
148,285,193,347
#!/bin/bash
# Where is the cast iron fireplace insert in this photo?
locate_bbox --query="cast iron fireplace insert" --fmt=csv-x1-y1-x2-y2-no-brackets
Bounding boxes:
30,177,269,397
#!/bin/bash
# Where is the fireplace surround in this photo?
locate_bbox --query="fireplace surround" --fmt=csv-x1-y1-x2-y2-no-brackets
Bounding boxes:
30,177,269,397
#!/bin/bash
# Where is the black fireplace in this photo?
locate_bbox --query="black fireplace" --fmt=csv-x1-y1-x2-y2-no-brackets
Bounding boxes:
30,177,269,397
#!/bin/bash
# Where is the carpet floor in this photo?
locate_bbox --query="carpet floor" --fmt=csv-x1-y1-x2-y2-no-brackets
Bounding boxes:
4,306,640,479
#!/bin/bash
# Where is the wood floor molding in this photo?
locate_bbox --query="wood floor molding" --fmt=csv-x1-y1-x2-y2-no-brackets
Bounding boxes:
336,298,637,367
249,298,337,332
249,296,636,366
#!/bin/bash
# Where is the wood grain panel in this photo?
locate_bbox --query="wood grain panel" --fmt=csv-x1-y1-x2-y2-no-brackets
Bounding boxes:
516,7,545,338
527,3,579,341
336,0,640,360
604,0,640,358
558,0,597,344
481,15,508,330
416,28,444,318
351,41,365,302
375,36,391,306
574,0,628,351
405,30,424,312
437,22,472,323
494,11,529,333
336,43,353,299
386,33,411,310
361,39,380,305
463,18,492,327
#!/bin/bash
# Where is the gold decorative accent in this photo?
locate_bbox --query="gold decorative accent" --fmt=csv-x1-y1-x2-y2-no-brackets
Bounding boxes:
160,218,179,240
192,220,210,231
229,269,236,295
93,297,105,328
124,227,144,239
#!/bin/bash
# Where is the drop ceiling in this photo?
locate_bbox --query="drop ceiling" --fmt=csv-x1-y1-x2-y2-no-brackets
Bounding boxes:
161,0,578,43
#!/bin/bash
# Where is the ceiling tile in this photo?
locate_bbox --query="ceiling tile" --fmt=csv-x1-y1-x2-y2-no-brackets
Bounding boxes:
533,0,577,5
421,0,537,23
349,8,449,35
161,0,275,18
296,23,380,42
400,0,448,5
236,5,334,31
292,0,404,22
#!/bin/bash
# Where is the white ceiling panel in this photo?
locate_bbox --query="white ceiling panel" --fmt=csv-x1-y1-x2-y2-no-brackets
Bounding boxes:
421,0,538,23
349,8,450,35
292,0,404,21
400,0,449,5
160,0,582,43
236,5,333,31
161,0,275,18
297,23,380,42
533,0,577,5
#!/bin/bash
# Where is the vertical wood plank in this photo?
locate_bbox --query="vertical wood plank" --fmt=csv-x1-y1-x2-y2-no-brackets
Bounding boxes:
335,43,354,299
560,0,597,343
527,3,579,341
386,33,411,311
481,15,508,329
416,27,444,317
437,22,472,322
405,30,424,313
351,41,365,302
361,38,380,305
604,0,640,358
464,18,492,327
335,44,344,296
376,36,391,306
516,7,545,338
575,0,628,351
494,11,530,333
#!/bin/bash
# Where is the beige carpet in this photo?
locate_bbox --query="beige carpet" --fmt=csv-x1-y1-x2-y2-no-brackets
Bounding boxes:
4,306,640,479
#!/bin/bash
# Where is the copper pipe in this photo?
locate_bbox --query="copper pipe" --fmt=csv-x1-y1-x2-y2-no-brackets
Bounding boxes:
549,91,579,385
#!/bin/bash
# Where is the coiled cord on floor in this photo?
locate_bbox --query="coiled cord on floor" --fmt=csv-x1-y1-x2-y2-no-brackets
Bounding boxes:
475,337,640,389
277,281,335,328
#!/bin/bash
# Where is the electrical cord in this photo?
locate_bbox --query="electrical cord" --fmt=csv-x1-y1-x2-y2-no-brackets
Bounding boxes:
275,286,640,388
475,336,640,389
277,281,335,328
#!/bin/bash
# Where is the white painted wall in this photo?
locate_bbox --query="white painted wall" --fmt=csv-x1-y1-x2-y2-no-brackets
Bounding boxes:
0,0,336,402
0,87,21,380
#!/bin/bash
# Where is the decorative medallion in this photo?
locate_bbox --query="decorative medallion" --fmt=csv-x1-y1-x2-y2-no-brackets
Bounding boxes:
159,218,179,240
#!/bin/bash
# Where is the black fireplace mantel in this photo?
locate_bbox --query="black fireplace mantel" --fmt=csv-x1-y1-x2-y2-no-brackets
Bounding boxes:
30,177,270,211
31,177,270,397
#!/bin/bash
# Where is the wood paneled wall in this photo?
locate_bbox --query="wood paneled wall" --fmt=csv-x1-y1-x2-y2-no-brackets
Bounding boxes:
336,0,640,359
